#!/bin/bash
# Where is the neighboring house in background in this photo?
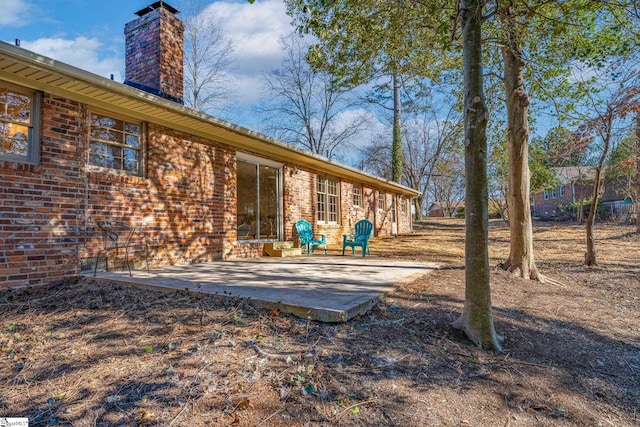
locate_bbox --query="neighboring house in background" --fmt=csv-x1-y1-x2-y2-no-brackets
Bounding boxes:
428,201,464,218
531,166,636,220
531,166,595,219
0,1,419,289
601,179,637,220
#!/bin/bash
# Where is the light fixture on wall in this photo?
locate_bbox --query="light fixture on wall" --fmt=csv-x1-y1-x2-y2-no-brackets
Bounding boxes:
291,166,300,176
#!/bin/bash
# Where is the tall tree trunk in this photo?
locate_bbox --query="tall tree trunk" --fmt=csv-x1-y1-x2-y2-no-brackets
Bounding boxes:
576,196,584,224
451,0,502,351
498,12,543,281
636,114,640,233
414,195,423,220
391,73,403,183
585,112,612,266
584,167,603,266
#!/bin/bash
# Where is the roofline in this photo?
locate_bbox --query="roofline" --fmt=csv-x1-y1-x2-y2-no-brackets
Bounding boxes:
0,41,419,197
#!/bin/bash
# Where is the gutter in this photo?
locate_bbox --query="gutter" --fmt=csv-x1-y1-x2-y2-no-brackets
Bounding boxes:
0,41,419,197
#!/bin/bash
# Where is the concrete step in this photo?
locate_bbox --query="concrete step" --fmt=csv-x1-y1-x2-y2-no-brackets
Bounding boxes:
269,241,295,250
264,242,302,257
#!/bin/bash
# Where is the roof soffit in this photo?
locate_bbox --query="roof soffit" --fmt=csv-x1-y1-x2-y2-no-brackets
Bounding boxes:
0,42,419,196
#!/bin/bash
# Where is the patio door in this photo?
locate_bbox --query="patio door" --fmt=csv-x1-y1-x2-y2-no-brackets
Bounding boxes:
236,155,282,241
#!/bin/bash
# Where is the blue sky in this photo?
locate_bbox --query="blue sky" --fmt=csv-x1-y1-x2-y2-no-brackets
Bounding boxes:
0,0,559,161
0,0,300,128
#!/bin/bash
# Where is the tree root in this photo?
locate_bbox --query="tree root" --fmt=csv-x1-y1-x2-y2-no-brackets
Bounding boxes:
496,260,545,282
452,315,503,352
539,275,567,288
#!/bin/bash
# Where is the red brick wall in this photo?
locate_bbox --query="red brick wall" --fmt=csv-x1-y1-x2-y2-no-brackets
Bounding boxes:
83,123,239,266
283,167,315,241
532,182,593,218
0,95,85,288
398,195,412,233
285,177,413,249
2,90,415,288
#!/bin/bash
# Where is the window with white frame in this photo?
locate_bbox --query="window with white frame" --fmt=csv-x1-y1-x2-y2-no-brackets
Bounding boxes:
353,183,361,207
317,175,339,223
0,82,41,163
551,189,557,198
401,196,407,215
543,191,549,200
378,191,386,210
89,111,143,175
559,185,565,197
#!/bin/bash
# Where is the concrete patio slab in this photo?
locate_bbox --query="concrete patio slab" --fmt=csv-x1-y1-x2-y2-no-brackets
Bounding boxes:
88,256,438,322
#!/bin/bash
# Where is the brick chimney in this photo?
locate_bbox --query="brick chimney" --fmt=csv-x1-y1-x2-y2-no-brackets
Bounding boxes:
124,1,184,104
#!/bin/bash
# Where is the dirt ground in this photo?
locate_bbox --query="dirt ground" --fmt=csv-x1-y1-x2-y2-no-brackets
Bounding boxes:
1,219,638,426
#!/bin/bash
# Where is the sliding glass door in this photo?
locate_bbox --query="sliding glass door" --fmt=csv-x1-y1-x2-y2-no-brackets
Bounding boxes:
236,157,281,240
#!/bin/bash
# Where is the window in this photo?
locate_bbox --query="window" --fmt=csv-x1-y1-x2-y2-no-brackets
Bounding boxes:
543,191,549,200
89,112,143,175
551,189,557,199
353,184,361,207
0,82,41,163
236,157,282,240
317,176,339,223
401,196,407,215
378,191,386,210
559,185,565,197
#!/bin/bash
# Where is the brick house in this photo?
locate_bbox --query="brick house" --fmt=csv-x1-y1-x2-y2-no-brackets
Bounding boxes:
0,2,418,289
427,201,464,218
531,166,595,219
532,166,637,220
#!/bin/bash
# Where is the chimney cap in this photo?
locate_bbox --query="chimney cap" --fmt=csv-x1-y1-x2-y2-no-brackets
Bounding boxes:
134,1,179,17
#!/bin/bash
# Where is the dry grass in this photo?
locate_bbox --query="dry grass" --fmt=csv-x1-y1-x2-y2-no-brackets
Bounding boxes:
1,218,638,426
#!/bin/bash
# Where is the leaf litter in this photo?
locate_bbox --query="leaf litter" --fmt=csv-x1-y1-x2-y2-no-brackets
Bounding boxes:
0,219,638,426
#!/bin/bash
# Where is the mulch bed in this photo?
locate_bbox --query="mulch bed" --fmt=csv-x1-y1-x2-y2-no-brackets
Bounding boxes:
1,219,638,426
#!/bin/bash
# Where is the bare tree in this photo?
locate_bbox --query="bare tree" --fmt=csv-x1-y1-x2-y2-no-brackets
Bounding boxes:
430,153,465,217
180,0,235,113
258,34,370,159
360,133,392,180
574,66,640,266
360,81,463,218
404,94,463,219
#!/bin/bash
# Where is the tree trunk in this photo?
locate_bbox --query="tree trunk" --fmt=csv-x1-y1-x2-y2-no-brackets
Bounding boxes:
585,112,612,266
636,114,640,233
576,196,584,224
414,196,423,220
391,73,403,183
498,13,542,281
584,167,602,266
451,0,502,351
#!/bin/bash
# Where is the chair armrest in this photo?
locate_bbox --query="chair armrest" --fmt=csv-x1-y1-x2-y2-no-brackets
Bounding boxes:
312,233,326,242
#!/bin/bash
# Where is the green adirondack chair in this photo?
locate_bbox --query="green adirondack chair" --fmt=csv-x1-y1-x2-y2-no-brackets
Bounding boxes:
342,219,373,257
295,219,327,255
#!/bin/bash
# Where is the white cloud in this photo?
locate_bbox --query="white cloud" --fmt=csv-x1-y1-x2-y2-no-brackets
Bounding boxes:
340,109,388,148
207,0,292,76
228,75,268,105
0,0,33,26
21,37,124,81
